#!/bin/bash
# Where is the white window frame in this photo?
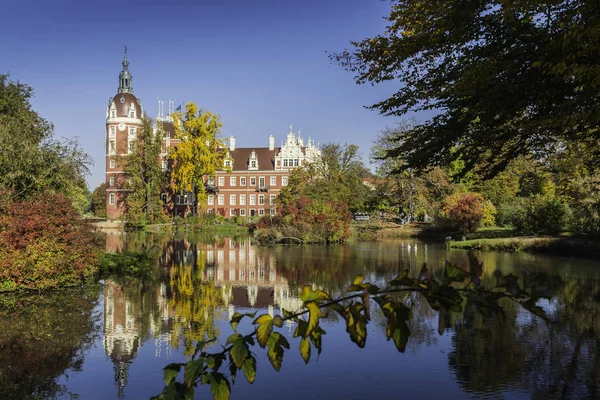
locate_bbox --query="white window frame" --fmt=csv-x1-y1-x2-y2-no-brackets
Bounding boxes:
240,177,246,186
129,127,136,137
230,209,236,216
270,208,276,216
128,140,135,154
109,176,115,186
218,195,224,205
249,195,256,205
109,140,116,155
258,194,265,205
110,160,115,168
162,160,168,170
250,177,256,186
240,195,246,205
218,177,225,186
258,209,265,216
208,195,214,205
240,209,246,216
270,176,276,186
109,126,116,137
230,195,236,206
109,193,115,205
270,194,276,205
230,177,236,186
259,177,265,188
282,176,288,186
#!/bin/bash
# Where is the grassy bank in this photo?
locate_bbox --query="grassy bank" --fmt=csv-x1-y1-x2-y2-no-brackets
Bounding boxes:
449,237,600,259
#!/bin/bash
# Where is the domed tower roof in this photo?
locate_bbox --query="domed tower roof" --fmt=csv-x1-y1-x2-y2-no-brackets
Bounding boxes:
109,93,143,119
118,46,133,94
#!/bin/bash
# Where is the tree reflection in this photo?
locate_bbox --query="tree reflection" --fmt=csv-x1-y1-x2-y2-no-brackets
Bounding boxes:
0,286,101,399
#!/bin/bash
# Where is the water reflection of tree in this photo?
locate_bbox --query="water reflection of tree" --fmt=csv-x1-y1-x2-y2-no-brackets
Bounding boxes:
448,270,600,399
163,239,226,356
0,286,101,399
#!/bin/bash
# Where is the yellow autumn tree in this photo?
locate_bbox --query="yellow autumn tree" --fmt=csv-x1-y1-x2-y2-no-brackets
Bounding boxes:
169,103,228,216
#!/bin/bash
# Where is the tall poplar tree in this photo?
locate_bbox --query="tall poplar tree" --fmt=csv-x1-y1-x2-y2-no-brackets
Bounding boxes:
168,103,228,216
122,117,169,227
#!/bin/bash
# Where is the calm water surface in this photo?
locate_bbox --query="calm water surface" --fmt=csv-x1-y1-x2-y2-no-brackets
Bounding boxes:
1,232,599,400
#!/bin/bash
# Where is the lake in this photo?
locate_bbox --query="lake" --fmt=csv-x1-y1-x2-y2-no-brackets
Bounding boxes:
1,232,599,399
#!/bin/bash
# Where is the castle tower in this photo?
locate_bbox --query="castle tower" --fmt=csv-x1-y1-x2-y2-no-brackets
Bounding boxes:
106,47,144,220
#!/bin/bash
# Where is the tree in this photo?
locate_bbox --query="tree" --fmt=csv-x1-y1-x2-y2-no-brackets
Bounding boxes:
121,117,169,227
90,183,107,218
331,1,600,177
305,143,371,212
0,74,91,201
168,103,228,216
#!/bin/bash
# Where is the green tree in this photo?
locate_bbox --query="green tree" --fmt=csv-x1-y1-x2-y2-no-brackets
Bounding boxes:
0,74,91,202
90,183,107,218
121,117,169,228
331,0,600,177
168,103,228,216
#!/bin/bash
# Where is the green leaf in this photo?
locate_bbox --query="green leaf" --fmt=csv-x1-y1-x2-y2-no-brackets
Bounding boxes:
390,269,416,286
294,319,308,338
444,261,469,283
163,363,182,385
282,308,297,320
253,314,274,348
228,334,249,368
230,311,256,331
346,302,367,348
306,302,324,337
273,315,284,328
266,332,289,371
228,363,237,385
300,337,311,364
300,286,330,303
241,355,257,384
192,338,215,359
202,372,230,400
309,326,325,356
183,359,204,388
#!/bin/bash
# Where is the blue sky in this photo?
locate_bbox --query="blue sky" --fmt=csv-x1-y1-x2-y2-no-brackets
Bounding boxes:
1,0,412,189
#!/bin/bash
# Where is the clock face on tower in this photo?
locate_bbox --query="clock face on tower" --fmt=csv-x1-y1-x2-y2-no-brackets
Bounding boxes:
118,123,126,131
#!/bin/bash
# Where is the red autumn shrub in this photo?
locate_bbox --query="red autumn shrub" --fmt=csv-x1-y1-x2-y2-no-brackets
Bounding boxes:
437,193,485,233
0,190,102,291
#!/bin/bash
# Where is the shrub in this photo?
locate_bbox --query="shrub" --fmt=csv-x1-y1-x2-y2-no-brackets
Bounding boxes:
437,193,485,233
481,200,497,227
0,190,101,291
512,195,570,235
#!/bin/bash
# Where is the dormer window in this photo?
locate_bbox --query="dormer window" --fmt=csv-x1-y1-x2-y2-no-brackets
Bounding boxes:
225,159,232,168
129,103,136,118
248,150,258,170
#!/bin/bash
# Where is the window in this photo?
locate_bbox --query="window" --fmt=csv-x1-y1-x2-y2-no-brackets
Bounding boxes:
240,209,246,216
282,176,288,186
270,176,276,186
240,195,246,205
230,195,236,205
207,177,214,185
294,159,299,167
109,176,115,186
109,126,116,137
218,177,225,186
270,208,276,216
109,193,115,205
249,195,256,205
259,177,265,188
218,195,224,205
230,177,236,186
128,141,135,153
129,109,135,118
110,160,115,168
240,177,246,186
251,160,257,168
225,159,232,168
129,127,135,136
110,109,116,118
162,160,168,170
283,159,288,167
259,209,265,216
250,177,256,186
270,195,276,205
258,195,265,205
109,140,116,155
161,193,167,203
230,209,236,216
208,195,214,205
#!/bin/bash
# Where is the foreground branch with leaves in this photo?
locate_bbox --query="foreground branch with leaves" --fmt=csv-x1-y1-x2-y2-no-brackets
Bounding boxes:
153,252,551,400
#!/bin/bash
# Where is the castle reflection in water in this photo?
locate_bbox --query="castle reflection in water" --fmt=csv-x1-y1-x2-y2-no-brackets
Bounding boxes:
102,233,304,398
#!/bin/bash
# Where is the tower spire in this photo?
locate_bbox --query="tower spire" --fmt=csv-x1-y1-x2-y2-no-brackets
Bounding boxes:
118,46,133,94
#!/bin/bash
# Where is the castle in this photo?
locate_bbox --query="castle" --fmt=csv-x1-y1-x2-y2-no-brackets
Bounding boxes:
105,50,321,220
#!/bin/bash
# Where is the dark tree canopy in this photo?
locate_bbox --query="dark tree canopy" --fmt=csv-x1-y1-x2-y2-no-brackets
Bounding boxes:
332,0,600,176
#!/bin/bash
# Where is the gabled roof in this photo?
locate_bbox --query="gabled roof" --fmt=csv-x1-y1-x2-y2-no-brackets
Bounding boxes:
229,147,279,171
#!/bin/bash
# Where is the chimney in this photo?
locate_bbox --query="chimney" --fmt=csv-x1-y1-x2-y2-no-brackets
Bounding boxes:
230,135,236,151
269,135,275,151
